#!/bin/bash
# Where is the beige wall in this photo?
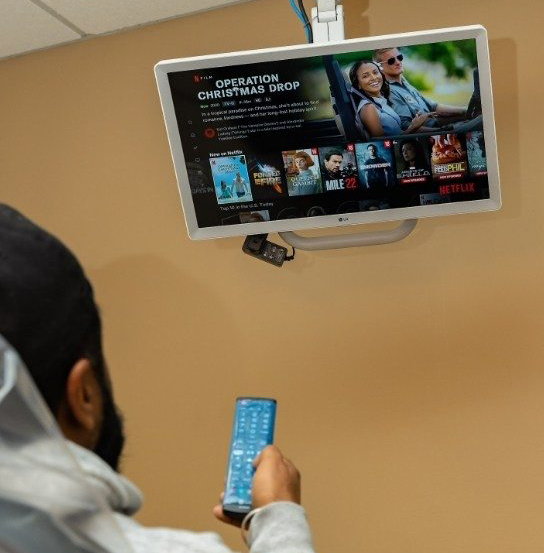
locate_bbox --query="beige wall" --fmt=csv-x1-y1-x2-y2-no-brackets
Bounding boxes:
1,0,543,551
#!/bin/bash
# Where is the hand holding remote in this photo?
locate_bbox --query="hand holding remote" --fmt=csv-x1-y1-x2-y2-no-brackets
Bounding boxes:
213,445,301,527
251,445,301,507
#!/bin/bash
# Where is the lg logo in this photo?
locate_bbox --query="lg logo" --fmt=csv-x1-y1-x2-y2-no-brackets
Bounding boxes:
338,216,349,222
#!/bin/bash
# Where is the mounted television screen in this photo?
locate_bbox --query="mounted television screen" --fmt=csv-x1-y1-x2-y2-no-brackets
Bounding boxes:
155,25,500,239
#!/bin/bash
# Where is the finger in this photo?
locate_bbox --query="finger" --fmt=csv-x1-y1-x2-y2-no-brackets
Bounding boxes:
212,505,233,524
212,504,229,521
252,450,263,467
264,444,282,457
253,444,277,467
282,455,293,468
283,458,299,477
212,504,242,527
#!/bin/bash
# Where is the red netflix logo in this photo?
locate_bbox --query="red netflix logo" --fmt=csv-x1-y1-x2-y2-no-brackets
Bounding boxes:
193,74,202,83
439,183,475,194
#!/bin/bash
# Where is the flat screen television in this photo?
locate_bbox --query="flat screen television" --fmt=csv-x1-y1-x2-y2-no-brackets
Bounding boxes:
155,25,500,239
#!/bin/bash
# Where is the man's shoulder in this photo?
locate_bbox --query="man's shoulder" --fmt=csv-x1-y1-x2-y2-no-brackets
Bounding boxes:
386,86,408,105
401,76,426,97
388,81,409,96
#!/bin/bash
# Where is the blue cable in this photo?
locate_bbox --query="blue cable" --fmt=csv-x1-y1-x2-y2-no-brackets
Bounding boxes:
289,0,306,23
289,0,312,43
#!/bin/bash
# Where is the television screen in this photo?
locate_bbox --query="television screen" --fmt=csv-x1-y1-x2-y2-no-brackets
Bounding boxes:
155,25,500,239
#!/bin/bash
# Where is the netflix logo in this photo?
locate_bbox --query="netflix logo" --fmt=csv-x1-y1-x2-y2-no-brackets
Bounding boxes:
439,183,475,195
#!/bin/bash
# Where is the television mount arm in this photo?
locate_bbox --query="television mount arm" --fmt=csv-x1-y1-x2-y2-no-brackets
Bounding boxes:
310,0,345,42
277,0,418,251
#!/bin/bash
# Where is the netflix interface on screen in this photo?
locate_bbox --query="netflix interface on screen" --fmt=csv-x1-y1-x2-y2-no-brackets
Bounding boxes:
167,38,489,228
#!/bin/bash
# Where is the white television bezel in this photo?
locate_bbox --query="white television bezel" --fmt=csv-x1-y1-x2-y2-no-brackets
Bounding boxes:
155,25,500,240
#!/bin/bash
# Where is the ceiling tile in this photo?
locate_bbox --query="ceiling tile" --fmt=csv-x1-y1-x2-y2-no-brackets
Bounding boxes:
0,0,80,59
43,0,255,35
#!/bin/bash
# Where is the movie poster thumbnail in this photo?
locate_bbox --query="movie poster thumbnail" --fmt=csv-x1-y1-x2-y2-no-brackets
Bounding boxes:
393,137,432,184
355,140,395,189
221,210,271,226
429,134,468,181
246,153,287,199
282,148,323,196
359,199,391,211
306,205,327,217
419,193,451,205
466,131,487,176
210,155,253,204
318,145,358,192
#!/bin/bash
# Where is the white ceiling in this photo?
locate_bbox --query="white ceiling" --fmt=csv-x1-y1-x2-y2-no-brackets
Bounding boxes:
0,0,257,61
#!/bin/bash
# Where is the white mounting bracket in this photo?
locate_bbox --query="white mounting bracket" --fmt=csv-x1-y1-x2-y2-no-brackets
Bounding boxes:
280,0,418,251
311,0,345,42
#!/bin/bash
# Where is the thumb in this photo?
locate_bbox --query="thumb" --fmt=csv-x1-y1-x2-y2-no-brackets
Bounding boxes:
253,445,277,468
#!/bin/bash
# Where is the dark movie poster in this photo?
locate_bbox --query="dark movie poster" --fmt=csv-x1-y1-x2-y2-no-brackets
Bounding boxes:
318,145,358,192
355,140,395,189
246,153,287,200
393,137,431,184
466,131,487,176
220,209,271,226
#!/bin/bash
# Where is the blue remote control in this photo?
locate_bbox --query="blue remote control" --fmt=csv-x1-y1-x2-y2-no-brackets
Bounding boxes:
222,397,276,520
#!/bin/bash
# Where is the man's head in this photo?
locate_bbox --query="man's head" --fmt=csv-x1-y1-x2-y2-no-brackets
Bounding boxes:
373,47,404,80
324,149,344,176
0,204,125,470
367,144,378,158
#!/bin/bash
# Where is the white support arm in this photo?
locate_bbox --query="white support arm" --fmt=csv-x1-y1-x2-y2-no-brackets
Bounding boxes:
279,220,418,251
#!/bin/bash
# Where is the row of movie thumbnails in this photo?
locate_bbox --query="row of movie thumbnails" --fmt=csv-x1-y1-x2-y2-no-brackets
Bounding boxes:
206,132,488,208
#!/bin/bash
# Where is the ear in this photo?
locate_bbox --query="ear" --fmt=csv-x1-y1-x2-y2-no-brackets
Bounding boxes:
62,359,103,446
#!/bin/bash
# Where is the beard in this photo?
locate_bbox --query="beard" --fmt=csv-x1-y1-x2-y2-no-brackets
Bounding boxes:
93,381,125,472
